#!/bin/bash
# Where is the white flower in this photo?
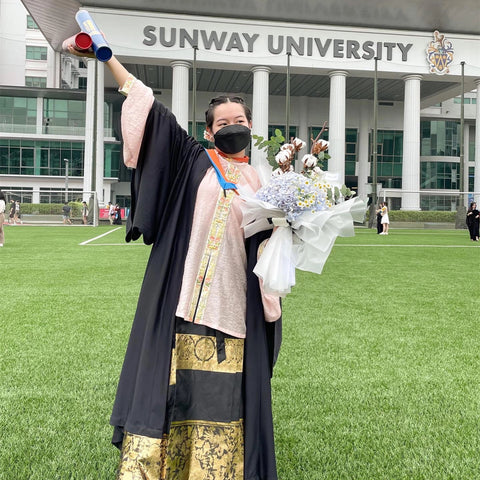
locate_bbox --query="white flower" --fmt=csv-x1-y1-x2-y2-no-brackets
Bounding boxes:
291,138,306,150
302,154,317,168
272,167,284,176
203,130,213,141
313,166,324,175
275,150,291,165
280,143,293,151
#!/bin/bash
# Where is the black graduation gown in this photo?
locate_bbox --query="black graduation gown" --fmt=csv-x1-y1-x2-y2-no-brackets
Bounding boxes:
466,209,479,239
110,99,282,480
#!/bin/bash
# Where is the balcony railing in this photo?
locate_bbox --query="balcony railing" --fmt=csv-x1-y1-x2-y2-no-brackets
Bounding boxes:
0,124,115,137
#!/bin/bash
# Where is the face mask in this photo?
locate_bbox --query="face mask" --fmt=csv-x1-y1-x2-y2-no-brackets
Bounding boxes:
214,124,251,154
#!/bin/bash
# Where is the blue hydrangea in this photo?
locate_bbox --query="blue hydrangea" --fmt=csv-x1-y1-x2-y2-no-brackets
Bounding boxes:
256,171,329,222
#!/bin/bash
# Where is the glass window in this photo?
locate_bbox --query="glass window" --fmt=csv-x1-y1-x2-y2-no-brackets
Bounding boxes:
26,15,39,29
308,127,357,176
0,96,37,130
420,161,459,189
25,76,47,88
78,77,87,90
420,120,460,156
43,98,86,134
26,46,48,61
453,97,474,105
370,130,403,188
420,195,457,211
269,125,297,141
104,143,121,178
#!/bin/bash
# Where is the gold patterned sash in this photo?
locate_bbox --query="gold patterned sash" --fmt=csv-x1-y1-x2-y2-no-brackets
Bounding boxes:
187,163,241,323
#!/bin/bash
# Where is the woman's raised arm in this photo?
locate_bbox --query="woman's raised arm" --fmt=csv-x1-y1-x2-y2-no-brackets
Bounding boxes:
66,46,129,88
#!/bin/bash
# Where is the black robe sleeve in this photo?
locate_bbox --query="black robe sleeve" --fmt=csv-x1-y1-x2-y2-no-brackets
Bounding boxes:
126,99,199,244
111,101,210,447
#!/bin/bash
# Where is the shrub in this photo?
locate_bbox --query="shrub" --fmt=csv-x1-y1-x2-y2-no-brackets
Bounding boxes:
389,210,455,222
19,202,83,217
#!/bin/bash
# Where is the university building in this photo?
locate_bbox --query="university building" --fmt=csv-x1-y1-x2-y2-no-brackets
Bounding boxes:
1,0,480,210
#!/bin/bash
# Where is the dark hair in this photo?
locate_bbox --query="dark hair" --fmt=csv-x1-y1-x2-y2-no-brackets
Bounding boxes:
205,95,252,129
469,201,477,211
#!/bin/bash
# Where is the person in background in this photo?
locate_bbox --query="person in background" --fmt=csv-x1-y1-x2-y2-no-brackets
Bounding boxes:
109,202,116,225
0,191,6,246
13,201,22,224
466,201,479,241
81,201,89,225
112,203,122,225
375,203,383,234
8,200,15,224
380,201,390,235
62,202,72,225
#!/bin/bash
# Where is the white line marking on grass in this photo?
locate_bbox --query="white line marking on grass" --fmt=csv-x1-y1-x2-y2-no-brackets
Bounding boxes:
336,244,480,248
79,227,122,245
83,243,149,246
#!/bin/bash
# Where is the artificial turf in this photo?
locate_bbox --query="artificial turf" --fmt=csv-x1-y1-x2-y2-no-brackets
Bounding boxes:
0,225,479,479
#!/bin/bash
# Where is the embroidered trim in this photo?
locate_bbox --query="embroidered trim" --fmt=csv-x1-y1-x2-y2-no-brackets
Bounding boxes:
187,162,241,323
118,73,136,97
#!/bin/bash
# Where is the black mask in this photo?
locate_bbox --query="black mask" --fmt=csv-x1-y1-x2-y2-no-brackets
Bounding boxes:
214,124,251,154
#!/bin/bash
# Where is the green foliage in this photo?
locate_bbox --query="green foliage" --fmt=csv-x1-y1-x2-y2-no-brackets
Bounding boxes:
252,129,285,168
389,210,456,222
17,202,83,217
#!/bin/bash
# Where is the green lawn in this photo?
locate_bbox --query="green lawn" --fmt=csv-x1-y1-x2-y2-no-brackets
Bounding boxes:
1,225,479,479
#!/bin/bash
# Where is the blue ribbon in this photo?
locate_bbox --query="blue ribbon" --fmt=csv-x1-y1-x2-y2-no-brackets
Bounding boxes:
204,149,237,191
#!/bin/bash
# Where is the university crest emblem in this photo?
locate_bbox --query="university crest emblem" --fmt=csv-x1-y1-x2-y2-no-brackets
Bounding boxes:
426,30,454,74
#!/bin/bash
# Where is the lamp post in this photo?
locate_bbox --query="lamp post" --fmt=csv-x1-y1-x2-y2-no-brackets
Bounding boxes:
64,158,69,203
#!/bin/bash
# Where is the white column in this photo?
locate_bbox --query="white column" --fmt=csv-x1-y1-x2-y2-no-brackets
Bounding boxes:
170,61,190,131
95,62,105,204
296,96,309,173
36,97,43,135
83,59,96,196
401,74,422,210
357,99,370,201
250,66,271,175
32,189,40,204
328,70,348,184
475,79,480,203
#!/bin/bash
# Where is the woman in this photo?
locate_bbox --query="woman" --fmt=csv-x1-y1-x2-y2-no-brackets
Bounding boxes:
68,48,282,479
380,201,390,235
81,201,89,225
466,201,479,241
112,203,122,225
0,191,6,246
375,203,383,234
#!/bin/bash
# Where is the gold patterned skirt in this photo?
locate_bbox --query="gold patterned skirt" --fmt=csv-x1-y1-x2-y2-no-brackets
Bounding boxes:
117,319,245,480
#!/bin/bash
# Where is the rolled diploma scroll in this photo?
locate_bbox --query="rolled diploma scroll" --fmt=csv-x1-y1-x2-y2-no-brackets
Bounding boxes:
75,9,112,62
62,32,92,52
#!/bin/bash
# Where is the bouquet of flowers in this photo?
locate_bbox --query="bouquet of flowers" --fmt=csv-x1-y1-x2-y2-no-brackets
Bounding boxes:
240,126,366,296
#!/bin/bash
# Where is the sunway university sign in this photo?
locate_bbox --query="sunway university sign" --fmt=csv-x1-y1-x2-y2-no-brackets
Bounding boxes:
93,9,474,74
143,26,413,62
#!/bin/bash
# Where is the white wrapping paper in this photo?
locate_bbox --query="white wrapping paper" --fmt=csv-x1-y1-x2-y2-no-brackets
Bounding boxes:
239,185,366,296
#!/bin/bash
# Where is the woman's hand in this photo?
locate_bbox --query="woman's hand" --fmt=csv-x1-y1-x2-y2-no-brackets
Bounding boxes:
67,44,96,59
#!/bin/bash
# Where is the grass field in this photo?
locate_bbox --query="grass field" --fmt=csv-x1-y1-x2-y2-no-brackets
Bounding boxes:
1,225,479,479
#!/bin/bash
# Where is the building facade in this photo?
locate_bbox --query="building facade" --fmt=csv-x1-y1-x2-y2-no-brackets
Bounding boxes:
1,0,480,210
